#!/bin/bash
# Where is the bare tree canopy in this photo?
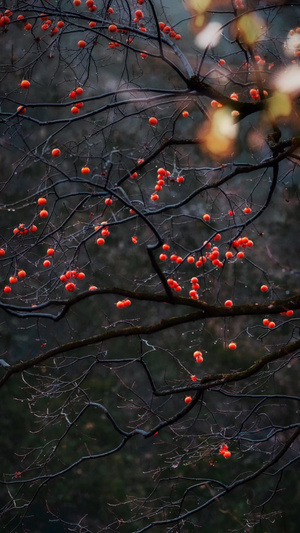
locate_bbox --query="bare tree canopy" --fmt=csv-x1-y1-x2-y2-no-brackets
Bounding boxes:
0,0,300,531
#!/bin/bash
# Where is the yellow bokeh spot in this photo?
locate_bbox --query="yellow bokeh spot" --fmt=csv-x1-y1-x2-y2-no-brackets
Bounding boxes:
267,91,292,118
187,0,211,13
238,13,265,45
195,14,205,28
200,108,238,158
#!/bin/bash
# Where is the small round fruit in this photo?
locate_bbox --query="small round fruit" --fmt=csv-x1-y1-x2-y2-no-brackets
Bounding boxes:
17,106,26,115
47,248,55,256
182,110,189,117
20,80,30,89
203,213,210,222
43,260,51,267
268,321,275,329
97,238,105,246
9,276,18,284
151,193,159,201
184,396,192,404
65,282,76,291
225,300,233,307
71,106,79,114
223,451,231,458
191,375,197,382
18,270,26,279
260,285,268,292
4,286,11,293
77,272,85,280
108,24,117,32
263,318,270,326
149,117,158,126
0,249,5,257
78,40,86,48
228,342,237,350
193,350,202,358
38,197,47,206
81,166,90,174
116,301,125,308
39,209,48,218
52,148,61,157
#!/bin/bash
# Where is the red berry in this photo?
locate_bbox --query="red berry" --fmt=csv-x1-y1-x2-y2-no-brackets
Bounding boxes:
17,106,26,115
108,24,117,32
65,282,76,291
286,310,294,317
225,300,233,307
81,166,90,174
116,301,125,308
263,319,270,326
0,249,5,257
203,213,210,222
38,197,47,206
260,285,268,292
105,198,113,206
18,270,26,279
191,375,197,382
52,148,61,157
43,260,51,267
78,40,86,48
9,276,18,284
228,342,236,350
182,110,189,117
4,286,11,293
71,106,79,114
223,451,231,458
97,238,105,246
159,253,167,261
47,248,55,256
268,321,275,329
184,396,192,404
193,350,202,358
39,209,48,218
77,272,85,280
20,80,30,89
149,117,158,126
151,193,159,201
